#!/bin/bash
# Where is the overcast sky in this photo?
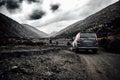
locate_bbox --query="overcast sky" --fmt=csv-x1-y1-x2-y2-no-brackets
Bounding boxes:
0,0,118,34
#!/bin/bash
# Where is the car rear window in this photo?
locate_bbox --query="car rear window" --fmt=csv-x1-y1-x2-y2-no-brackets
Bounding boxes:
80,33,96,38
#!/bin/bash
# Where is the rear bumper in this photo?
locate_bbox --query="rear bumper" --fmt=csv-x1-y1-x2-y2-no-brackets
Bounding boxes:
77,47,98,50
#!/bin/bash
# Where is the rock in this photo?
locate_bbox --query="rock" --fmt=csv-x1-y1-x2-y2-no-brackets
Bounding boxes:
11,66,18,69
45,71,53,76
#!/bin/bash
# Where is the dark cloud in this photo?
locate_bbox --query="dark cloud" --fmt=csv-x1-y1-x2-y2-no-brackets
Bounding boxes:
0,0,23,12
29,10,45,20
0,0,5,6
27,0,41,3
6,1,20,10
51,4,59,12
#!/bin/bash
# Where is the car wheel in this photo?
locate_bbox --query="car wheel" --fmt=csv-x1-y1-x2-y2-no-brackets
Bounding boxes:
93,49,97,53
85,50,88,52
72,48,78,53
71,48,75,51
74,48,78,53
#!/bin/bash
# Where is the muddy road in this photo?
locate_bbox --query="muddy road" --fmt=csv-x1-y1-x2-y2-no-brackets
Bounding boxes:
0,45,120,80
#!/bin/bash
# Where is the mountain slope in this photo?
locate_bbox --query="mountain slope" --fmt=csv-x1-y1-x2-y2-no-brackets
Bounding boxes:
0,13,47,38
55,1,120,38
50,31,58,37
22,24,48,38
52,21,83,37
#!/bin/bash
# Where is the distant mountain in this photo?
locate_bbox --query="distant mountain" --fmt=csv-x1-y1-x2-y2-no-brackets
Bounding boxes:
55,1,120,38
22,24,48,38
53,21,83,37
0,13,47,38
50,31,58,37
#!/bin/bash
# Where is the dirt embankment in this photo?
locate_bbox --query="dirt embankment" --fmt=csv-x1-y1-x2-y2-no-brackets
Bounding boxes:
0,49,87,80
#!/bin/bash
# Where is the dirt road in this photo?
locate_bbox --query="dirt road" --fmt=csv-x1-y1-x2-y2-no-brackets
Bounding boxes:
79,51,120,80
0,46,120,80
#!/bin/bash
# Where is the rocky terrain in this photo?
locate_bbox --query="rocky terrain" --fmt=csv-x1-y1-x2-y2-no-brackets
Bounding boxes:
0,42,120,80
55,1,120,38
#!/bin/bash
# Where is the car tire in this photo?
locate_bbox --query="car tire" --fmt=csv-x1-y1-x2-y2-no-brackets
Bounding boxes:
74,48,78,53
72,48,75,51
92,49,97,53
72,48,78,53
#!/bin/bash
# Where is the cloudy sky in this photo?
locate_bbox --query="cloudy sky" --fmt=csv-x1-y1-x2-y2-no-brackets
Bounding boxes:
0,0,118,34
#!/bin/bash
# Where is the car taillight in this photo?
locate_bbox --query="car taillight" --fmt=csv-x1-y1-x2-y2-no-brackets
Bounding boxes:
95,34,98,41
76,33,80,41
